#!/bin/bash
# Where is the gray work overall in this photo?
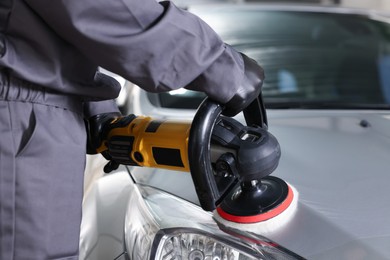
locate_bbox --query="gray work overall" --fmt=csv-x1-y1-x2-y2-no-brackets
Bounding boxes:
0,77,86,259
1,0,245,259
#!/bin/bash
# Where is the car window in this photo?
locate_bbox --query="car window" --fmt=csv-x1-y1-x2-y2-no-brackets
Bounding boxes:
153,9,390,109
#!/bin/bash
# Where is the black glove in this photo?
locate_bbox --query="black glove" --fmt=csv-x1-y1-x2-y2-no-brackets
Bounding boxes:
86,112,141,173
86,112,122,155
222,53,265,117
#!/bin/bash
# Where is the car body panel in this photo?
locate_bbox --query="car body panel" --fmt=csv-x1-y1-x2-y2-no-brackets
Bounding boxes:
80,166,131,260
127,108,390,259
95,82,390,259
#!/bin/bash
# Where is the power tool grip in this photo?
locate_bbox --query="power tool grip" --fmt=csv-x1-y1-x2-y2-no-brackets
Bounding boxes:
101,115,192,172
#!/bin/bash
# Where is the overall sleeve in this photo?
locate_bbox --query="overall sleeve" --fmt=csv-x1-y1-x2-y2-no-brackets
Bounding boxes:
24,0,244,104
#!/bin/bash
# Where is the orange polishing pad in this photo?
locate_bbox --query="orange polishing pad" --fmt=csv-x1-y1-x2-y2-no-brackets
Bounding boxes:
216,184,295,223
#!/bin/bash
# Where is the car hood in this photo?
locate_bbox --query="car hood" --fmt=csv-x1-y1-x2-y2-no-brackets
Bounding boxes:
130,109,390,259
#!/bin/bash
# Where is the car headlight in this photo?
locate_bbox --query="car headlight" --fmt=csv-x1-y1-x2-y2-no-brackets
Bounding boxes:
124,184,303,260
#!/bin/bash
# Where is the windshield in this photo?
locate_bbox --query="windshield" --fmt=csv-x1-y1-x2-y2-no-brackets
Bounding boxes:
155,9,390,109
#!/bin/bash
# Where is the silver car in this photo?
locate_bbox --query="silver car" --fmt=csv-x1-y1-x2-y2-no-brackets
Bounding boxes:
80,4,390,260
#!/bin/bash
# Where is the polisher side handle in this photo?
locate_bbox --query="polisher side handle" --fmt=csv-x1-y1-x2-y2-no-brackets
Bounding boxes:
188,98,223,211
188,94,272,211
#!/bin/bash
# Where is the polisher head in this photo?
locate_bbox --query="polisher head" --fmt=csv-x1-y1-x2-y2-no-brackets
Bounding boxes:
216,176,296,224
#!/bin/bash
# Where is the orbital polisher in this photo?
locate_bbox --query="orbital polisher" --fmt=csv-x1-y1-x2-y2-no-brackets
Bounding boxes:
98,94,297,229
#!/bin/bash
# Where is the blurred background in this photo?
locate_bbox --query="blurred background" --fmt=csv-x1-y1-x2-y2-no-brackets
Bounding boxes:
338,0,390,10
172,0,390,11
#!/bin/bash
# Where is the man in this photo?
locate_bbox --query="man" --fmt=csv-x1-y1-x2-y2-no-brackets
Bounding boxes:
0,0,264,259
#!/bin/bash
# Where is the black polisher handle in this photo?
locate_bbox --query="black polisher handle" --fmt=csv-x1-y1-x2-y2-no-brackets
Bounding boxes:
188,98,222,211
188,95,266,211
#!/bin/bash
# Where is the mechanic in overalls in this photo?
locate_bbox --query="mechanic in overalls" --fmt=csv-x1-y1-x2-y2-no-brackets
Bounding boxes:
0,0,264,259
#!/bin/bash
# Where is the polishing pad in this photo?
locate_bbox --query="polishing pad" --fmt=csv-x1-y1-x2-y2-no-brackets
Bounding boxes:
214,180,298,234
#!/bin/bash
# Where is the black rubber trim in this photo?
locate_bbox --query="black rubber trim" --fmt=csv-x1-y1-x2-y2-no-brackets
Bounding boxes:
146,120,164,133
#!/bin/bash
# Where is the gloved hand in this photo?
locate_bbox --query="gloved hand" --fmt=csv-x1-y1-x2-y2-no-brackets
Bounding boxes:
86,112,140,173
222,53,265,117
86,112,122,155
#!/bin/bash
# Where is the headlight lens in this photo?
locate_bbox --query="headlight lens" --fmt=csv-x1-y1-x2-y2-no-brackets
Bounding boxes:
155,229,258,260
124,184,303,260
